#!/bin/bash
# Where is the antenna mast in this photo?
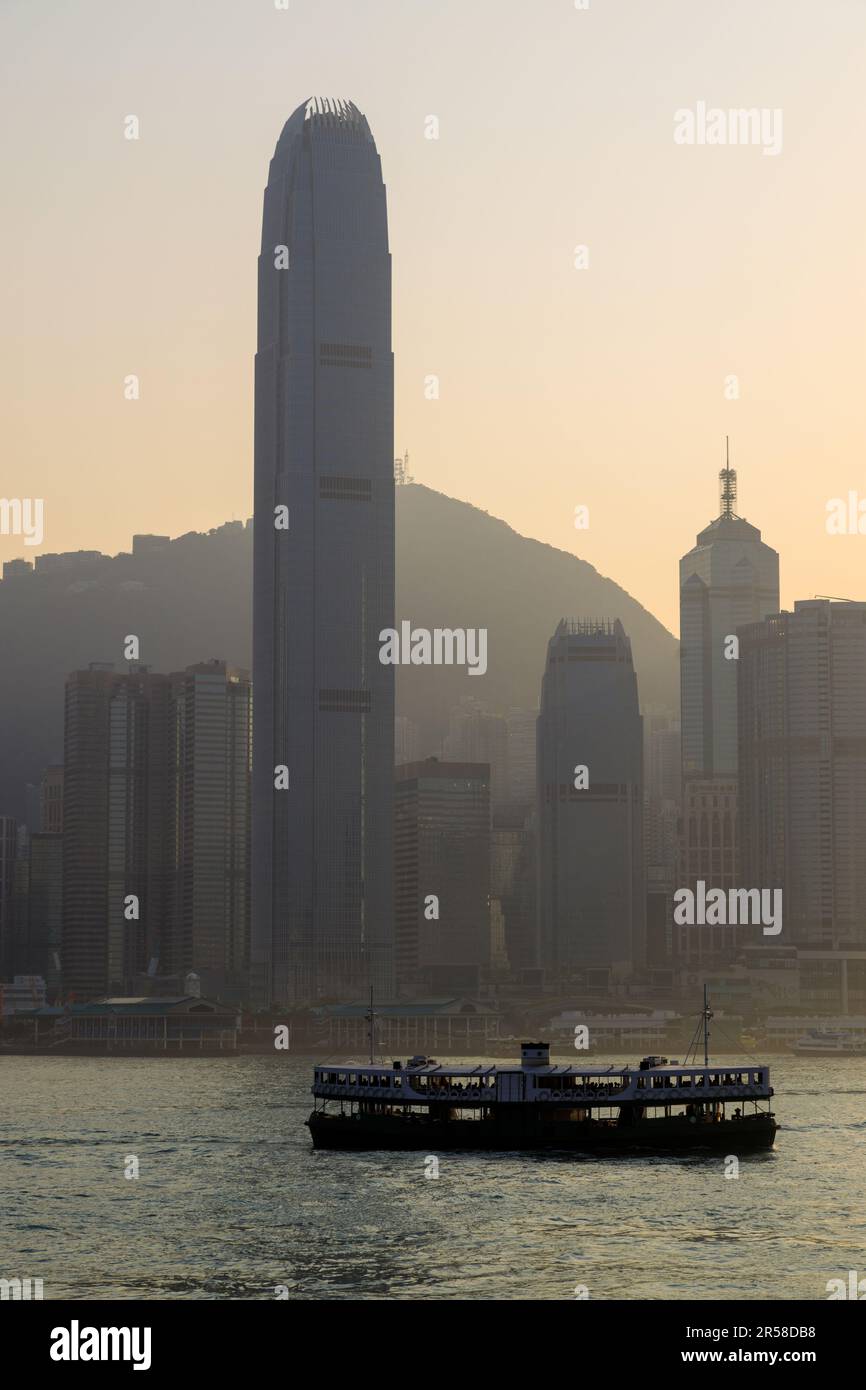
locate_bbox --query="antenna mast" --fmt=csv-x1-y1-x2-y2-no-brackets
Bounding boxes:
394,450,414,486
703,985,713,1067
718,437,737,520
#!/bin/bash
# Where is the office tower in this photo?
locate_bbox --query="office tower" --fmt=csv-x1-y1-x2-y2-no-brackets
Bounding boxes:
680,455,779,780
0,816,18,976
62,666,172,998
443,699,509,811
643,709,680,964
644,707,681,805
40,766,64,834
252,97,394,1005
491,805,537,976
739,600,866,947
395,715,420,767
24,784,40,834
505,707,537,808
677,456,779,962
394,759,491,996
536,619,645,977
168,662,252,992
26,832,62,990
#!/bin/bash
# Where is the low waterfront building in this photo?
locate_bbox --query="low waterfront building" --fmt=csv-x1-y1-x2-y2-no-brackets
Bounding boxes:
0,974,47,1016
5,995,239,1051
313,996,502,1054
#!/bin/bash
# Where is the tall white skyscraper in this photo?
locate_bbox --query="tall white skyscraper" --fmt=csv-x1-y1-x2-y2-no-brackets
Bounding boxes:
677,453,779,962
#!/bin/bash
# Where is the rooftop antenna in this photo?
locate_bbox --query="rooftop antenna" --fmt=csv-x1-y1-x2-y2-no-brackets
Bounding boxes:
718,437,737,520
394,450,414,486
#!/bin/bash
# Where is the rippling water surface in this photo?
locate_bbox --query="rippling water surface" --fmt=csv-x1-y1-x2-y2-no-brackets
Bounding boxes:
1,1054,864,1300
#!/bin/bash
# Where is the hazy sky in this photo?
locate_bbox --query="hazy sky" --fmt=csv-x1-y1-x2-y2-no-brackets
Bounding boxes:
2,0,865,632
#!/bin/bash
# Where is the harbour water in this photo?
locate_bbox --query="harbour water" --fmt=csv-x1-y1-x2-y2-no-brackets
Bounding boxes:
2,1054,864,1301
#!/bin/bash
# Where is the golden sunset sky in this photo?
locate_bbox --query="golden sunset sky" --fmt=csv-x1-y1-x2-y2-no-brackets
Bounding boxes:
2,0,865,631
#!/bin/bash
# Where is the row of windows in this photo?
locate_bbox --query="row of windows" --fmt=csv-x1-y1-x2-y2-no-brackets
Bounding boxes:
318,689,372,714
315,1070,766,1091
319,342,373,368
319,475,372,502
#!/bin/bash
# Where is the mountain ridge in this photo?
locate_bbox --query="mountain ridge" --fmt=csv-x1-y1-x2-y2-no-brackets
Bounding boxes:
0,484,679,819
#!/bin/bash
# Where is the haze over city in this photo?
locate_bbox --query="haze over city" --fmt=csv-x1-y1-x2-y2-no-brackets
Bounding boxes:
3,0,866,629
3,0,866,1337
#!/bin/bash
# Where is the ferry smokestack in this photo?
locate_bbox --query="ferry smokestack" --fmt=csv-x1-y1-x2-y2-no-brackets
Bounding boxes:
521,1042,550,1068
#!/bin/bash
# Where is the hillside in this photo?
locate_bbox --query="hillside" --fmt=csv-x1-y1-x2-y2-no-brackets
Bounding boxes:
0,486,679,818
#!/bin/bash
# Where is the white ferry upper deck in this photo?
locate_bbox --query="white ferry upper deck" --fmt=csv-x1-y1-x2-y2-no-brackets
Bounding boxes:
312,1042,773,1109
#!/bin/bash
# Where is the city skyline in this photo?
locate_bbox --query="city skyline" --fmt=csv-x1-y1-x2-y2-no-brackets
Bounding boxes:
4,0,866,1325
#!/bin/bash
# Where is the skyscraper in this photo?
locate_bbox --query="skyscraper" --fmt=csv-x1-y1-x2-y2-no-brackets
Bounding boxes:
536,619,645,978
62,666,172,998
40,766,64,834
677,455,779,961
168,661,251,992
394,759,491,997
443,699,509,811
680,455,779,781
26,831,62,990
61,661,252,1000
252,98,395,1004
0,816,18,978
643,708,680,965
739,600,866,948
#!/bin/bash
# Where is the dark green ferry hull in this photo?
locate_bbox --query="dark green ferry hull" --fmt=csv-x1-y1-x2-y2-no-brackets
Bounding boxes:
307,1109,777,1154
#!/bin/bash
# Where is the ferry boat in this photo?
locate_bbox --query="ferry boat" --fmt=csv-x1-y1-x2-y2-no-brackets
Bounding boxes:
306,1033,778,1155
791,1029,866,1058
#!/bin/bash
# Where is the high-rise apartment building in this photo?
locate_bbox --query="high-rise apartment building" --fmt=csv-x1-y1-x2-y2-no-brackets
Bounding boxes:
168,661,251,992
62,662,251,998
62,666,172,998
